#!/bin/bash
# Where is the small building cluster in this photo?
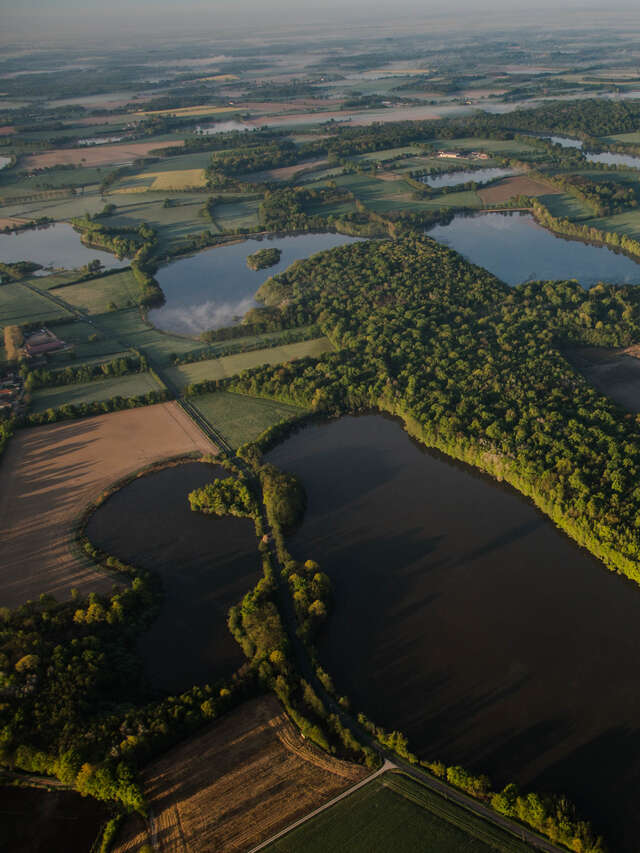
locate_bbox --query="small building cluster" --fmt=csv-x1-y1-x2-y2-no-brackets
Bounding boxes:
0,374,23,418
23,328,67,358
436,150,490,160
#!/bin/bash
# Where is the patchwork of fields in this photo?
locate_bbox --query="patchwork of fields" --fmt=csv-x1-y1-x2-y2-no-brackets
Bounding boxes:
113,695,367,853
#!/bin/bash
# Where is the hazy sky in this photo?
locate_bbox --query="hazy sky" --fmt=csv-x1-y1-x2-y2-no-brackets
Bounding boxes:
2,0,639,40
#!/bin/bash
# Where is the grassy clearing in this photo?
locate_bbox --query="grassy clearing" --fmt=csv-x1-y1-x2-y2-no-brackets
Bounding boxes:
0,191,106,222
192,390,304,448
29,372,162,413
54,269,140,314
430,137,538,155
213,197,262,232
352,145,425,162
96,308,202,364
332,173,482,212
0,283,71,329
167,337,332,389
601,131,640,145
100,195,210,245
266,773,532,853
583,208,640,240
45,318,130,364
537,192,594,220
135,105,241,118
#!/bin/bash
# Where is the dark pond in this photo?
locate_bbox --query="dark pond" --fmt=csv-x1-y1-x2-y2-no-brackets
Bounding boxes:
86,462,260,692
427,211,640,286
267,414,640,851
0,223,129,270
422,167,517,189
0,786,109,853
148,232,363,337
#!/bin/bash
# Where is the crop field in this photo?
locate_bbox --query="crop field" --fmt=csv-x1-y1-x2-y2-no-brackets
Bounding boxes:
353,145,425,162
0,282,71,329
0,402,214,607
146,168,208,190
478,175,557,204
30,372,162,413
243,158,329,182
96,308,203,363
265,772,533,853
54,268,140,313
167,337,333,389
135,104,241,118
21,141,182,170
601,131,640,145
112,695,366,853
192,390,304,448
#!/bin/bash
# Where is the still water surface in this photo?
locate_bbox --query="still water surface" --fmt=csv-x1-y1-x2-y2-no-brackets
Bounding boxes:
0,223,129,270
149,232,362,336
267,414,640,851
86,463,260,692
422,167,517,188
427,211,640,286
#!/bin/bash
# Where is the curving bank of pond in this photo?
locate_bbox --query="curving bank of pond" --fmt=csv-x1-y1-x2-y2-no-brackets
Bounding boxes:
267,414,640,851
427,211,640,286
148,232,363,336
86,462,260,692
0,222,129,270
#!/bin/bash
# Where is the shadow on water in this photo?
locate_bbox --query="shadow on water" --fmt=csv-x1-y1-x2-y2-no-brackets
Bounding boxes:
86,462,261,692
267,413,640,850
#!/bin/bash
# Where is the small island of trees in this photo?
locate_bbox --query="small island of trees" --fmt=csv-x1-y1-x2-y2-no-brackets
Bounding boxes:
246,247,282,270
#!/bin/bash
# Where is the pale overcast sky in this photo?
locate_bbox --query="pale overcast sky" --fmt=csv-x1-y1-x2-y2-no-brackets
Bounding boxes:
1,0,638,40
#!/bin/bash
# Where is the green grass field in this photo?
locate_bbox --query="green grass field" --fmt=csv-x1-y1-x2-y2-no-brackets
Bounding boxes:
583,208,640,241
332,174,482,212
213,198,262,232
430,137,538,155
166,337,332,389
537,191,594,220
29,372,162,413
54,269,140,314
192,390,304,448
0,283,71,329
353,145,425,162
46,318,131,363
0,192,106,222
100,195,210,246
600,131,640,145
265,773,533,853
95,308,203,364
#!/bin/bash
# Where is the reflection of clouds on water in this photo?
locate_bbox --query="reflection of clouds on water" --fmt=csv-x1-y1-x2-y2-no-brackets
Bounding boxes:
157,297,257,336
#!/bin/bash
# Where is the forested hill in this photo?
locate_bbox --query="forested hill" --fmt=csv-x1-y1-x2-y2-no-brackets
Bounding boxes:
236,237,640,580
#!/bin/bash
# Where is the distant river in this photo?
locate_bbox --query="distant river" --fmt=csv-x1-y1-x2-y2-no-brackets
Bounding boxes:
149,232,363,337
427,211,640,286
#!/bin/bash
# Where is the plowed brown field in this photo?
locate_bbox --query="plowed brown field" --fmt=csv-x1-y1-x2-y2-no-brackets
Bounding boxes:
478,175,557,204
0,402,214,606
22,141,181,169
113,695,366,853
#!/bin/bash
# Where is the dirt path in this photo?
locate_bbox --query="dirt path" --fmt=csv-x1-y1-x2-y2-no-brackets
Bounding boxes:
0,403,215,607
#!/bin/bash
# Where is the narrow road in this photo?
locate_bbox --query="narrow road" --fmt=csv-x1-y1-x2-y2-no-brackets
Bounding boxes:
245,760,396,853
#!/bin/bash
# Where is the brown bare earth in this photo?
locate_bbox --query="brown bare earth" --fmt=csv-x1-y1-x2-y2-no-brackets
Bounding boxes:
478,175,558,204
21,141,182,169
0,217,28,229
113,695,367,853
0,403,214,607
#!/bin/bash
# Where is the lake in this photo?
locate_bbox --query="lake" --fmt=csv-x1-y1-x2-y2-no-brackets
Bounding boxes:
0,156,10,170
543,135,640,168
427,211,640,286
422,167,517,189
0,223,129,271
149,232,363,336
86,462,260,692
267,414,640,851
0,786,109,853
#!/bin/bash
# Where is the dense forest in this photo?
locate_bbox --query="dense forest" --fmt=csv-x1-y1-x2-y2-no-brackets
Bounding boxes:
225,237,640,586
